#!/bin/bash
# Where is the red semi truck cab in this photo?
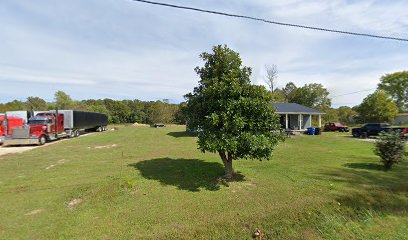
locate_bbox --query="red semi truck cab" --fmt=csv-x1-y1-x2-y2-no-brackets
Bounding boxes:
0,116,24,144
4,112,65,145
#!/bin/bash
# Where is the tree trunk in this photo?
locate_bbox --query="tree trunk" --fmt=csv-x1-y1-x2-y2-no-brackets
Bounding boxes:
224,158,233,179
218,151,234,179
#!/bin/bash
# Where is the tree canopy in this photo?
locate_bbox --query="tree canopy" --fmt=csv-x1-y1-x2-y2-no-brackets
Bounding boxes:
1,91,185,125
283,82,331,109
26,96,47,111
337,106,357,125
378,71,408,111
54,91,75,110
356,90,398,123
185,45,283,179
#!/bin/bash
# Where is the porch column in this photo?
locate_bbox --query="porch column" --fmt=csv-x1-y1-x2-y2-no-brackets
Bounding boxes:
309,114,312,128
298,114,302,130
285,114,288,129
318,115,322,128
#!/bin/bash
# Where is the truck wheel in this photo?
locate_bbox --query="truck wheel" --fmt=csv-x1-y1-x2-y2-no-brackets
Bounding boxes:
75,130,80,137
69,131,75,138
39,135,47,145
352,132,360,138
96,126,102,132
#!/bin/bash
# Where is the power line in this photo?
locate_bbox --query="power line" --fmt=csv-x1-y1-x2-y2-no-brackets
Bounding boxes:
131,0,408,42
331,88,377,98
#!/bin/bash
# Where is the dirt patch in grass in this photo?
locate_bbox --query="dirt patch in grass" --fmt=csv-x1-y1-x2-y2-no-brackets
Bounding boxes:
45,159,68,170
67,198,82,210
355,137,408,144
24,209,45,216
0,133,96,158
89,144,118,149
132,122,149,127
45,164,56,170
0,146,38,157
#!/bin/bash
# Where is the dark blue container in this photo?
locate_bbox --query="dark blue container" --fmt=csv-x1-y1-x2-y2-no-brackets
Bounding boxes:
307,127,316,135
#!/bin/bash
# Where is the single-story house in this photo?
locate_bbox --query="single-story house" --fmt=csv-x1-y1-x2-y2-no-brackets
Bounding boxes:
272,103,325,130
186,102,325,132
393,113,408,125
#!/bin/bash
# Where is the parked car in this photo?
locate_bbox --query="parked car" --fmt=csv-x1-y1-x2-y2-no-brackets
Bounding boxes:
324,122,349,132
153,123,165,128
352,123,407,138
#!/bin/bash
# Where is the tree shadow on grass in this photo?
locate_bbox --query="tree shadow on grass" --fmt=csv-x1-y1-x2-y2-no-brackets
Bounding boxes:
316,165,408,215
343,163,385,171
166,131,196,138
129,158,245,192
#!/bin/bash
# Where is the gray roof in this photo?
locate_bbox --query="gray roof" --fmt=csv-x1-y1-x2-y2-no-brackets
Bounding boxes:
271,103,325,115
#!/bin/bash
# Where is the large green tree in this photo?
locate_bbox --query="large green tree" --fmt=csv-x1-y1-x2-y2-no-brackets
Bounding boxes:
356,90,398,123
174,102,187,124
279,82,331,109
284,82,331,108
54,91,75,110
144,101,179,124
26,96,48,110
103,99,132,123
337,106,357,124
270,89,286,102
282,82,297,102
378,71,408,111
185,45,283,179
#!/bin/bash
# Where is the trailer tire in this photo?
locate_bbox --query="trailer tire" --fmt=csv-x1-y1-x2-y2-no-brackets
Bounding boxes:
96,126,102,132
69,131,75,138
39,135,47,145
74,130,80,137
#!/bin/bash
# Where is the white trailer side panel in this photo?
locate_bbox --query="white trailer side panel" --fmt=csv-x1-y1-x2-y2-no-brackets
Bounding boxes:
50,110,74,129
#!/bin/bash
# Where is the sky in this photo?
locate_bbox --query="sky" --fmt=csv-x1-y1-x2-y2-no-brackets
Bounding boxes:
0,0,407,107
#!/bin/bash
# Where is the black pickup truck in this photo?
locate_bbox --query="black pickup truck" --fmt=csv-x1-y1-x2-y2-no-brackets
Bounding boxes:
352,123,407,138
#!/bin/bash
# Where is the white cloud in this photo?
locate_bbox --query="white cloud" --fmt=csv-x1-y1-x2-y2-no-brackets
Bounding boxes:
0,0,407,106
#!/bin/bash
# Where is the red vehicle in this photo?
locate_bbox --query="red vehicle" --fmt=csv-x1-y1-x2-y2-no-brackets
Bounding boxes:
324,122,349,132
0,115,24,144
3,110,108,146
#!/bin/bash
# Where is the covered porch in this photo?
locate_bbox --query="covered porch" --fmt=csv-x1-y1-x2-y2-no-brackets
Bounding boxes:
278,114,321,130
272,103,325,130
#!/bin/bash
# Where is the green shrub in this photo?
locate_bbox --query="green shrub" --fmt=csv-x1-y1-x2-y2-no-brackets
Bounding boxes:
374,131,406,169
120,176,137,190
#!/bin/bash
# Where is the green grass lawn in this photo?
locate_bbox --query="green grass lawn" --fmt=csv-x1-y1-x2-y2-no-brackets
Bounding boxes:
0,126,407,239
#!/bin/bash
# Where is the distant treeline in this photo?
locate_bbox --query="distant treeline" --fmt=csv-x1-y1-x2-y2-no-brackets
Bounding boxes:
0,91,186,124
2,71,405,126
